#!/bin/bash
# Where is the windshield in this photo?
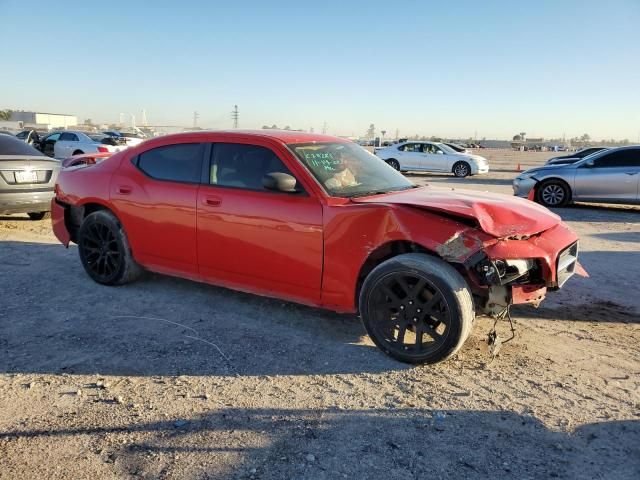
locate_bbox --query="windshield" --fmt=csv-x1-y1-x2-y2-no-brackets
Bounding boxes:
290,141,414,197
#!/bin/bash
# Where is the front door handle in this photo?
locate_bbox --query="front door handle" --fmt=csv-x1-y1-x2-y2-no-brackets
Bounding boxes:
203,196,221,207
625,172,639,176
117,186,132,195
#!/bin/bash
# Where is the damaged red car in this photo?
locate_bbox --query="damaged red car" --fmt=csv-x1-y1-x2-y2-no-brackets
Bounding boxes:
52,131,582,364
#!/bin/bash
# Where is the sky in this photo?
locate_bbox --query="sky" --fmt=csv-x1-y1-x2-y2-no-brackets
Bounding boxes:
1,0,639,140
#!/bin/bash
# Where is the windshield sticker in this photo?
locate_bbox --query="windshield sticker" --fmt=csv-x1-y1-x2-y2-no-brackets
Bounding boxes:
304,152,341,171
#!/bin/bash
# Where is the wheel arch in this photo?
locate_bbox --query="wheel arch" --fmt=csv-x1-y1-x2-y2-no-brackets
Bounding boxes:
67,200,121,243
354,240,442,309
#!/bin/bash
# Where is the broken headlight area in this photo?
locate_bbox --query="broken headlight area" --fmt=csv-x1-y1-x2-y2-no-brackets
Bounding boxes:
474,257,541,286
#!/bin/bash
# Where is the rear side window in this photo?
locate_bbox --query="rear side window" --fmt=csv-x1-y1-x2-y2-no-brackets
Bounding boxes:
59,133,78,141
594,149,640,168
399,143,420,152
210,143,294,191
137,143,204,183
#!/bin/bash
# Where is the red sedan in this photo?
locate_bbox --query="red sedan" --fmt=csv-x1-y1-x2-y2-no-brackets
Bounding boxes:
52,130,581,364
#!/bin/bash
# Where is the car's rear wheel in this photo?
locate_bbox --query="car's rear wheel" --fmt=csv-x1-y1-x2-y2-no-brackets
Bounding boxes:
452,161,471,177
27,212,50,221
359,253,474,364
536,179,570,207
386,159,400,171
77,210,142,285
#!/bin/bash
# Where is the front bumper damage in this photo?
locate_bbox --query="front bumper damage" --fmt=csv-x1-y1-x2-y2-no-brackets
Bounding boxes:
454,222,586,317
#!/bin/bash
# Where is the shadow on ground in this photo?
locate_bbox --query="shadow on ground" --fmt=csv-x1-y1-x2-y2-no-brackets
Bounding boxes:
1,407,637,479
0,241,405,377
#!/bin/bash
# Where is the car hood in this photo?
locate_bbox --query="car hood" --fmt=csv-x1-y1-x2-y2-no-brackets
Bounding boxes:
352,186,560,238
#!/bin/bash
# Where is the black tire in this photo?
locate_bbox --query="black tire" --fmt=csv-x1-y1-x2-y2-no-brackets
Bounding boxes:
359,253,475,364
536,179,570,207
452,161,471,177
73,150,84,156
77,210,142,285
386,159,400,171
27,212,50,221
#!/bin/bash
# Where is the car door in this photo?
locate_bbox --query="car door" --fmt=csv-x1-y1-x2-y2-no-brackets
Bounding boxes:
197,141,323,304
55,132,79,158
573,149,640,202
42,133,60,157
110,142,204,277
397,143,422,169
420,143,449,171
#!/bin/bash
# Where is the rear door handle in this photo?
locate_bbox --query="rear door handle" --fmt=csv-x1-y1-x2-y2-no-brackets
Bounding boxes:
117,186,132,195
203,195,221,207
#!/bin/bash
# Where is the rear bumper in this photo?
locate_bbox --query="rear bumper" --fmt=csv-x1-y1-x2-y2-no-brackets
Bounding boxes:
51,198,71,247
0,189,54,215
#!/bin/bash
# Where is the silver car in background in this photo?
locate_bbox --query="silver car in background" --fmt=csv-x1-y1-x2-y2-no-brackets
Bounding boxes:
514,146,640,207
0,134,61,220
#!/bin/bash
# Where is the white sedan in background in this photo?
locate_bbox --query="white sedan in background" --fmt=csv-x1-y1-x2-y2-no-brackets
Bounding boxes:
375,141,489,177
53,131,127,160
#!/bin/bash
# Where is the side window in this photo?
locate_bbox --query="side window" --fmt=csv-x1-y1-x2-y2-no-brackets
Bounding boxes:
402,143,420,153
422,143,438,154
211,143,295,191
593,150,640,168
47,133,61,142
59,133,78,141
137,143,204,183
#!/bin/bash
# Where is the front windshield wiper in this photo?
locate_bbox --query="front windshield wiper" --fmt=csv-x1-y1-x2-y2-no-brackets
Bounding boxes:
348,185,417,198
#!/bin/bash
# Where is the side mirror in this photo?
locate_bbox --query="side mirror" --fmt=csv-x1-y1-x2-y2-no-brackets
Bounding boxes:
436,150,444,155
262,172,298,193
585,159,595,167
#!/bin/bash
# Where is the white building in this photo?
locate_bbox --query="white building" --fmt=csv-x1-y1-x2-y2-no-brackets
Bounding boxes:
9,111,77,130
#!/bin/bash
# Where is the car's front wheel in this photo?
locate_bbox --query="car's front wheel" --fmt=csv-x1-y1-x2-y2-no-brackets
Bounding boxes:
536,179,570,207
77,210,142,285
452,161,471,177
359,253,474,364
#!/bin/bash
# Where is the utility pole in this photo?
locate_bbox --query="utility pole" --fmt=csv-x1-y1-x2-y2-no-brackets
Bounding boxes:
141,109,148,127
322,121,328,135
193,111,199,128
231,105,239,129
395,128,399,141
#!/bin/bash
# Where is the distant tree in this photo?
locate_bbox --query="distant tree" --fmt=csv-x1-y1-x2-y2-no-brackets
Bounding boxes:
513,134,522,141
283,125,291,130
0,109,13,121
366,124,375,139
580,133,591,142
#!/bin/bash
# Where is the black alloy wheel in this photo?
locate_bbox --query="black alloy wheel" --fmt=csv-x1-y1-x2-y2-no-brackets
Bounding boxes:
77,210,142,285
359,254,474,364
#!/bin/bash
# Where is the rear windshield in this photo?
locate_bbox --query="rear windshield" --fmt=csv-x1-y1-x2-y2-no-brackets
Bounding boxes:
0,135,46,157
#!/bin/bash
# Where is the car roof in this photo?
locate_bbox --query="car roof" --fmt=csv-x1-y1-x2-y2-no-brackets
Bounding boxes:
151,130,349,145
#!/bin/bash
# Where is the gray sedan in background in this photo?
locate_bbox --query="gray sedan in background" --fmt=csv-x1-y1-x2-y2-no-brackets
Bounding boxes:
514,146,640,207
0,134,61,219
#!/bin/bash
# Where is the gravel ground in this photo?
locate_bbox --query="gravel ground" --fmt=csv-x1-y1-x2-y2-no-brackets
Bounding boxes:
1,149,639,479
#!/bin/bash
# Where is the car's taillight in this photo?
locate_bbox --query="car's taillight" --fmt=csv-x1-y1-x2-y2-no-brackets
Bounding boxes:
97,146,109,153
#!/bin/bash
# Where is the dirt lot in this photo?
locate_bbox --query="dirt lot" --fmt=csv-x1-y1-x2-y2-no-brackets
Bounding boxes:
1,149,639,479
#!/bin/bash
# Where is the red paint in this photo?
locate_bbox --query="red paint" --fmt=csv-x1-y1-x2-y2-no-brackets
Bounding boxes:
52,130,580,313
